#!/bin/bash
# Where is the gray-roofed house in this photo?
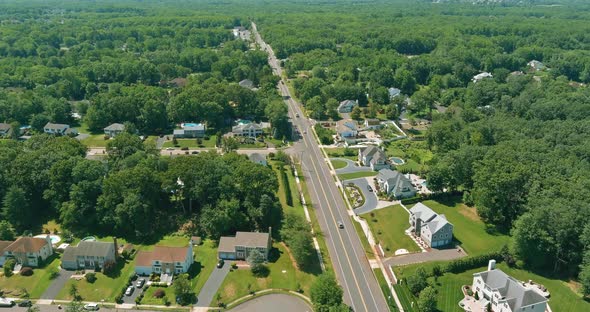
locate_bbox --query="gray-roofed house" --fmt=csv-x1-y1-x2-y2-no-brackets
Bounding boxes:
174,124,206,138
376,169,416,199
218,231,272,261
388,87,401,99
337,100,357,113
358,146,389,171
232,122,263,138
249,153,267,166
0,123,10,137
239,79,256,90
527,60,547,72
44,122,76,136
472,261,548,312
61,240,117,271
336,119,358,138
104,123,125,138
409,203,453,248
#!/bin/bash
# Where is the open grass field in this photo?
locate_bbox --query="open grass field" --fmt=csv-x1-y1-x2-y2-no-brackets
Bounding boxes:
362,205,420,257
338,171,377,181
214,243,319,306
414,199,509,255
330,159,348,169
0,256,61,298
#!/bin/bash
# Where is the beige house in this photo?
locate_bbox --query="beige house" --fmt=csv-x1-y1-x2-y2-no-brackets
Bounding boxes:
135,243,193,276
218,231,271,261
61,241,117,271
0,236,53,267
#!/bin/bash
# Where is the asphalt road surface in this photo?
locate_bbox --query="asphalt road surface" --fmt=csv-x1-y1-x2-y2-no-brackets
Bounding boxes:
251,22,389,312
228,294,312,312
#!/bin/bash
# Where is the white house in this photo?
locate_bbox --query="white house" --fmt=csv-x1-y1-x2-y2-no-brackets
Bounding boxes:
218,231,271,261
472,260,548,312
232,122,264,138
358,146,389,171
336,119,358,138
527,60,547,72
409,203,453,248
338,100,357,113
388,87,401,99
135,243,193,276
376,169,416,199
44,123,77,136
0,236,54,267
472,72,493,83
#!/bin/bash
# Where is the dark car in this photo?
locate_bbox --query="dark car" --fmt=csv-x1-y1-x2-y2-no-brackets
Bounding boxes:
217,259,225,268
17,300,32,307
191,151,199,154
367,185,373,192
337,221,344,229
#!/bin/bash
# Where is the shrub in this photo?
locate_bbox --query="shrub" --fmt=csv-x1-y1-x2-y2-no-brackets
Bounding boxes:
3,259,16,277
102,260,116,275
85,272,97,283
153,289,166,298
49,267,60,280
181,146,189,151
400,196,422,205
135,296,141,304
20,267,33,276
444,251,503,273
203,135,210,140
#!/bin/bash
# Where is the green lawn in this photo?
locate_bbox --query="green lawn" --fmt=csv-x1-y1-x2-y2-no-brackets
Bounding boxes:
57,258,137,302
0,255,61,298
384,140,432,173
393,284,418,312
214,243,318,306
162,136,217,149
361,205,420,257
141,286,175,305
373,269,398,311
192,240,219,294
352,219,375,259
330,159,348,169
415,199,509,255
338,171,377,181
324,147,358,161
80,134,109,147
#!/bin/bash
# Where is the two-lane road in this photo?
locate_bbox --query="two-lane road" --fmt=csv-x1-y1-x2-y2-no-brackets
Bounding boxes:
252,23,389,312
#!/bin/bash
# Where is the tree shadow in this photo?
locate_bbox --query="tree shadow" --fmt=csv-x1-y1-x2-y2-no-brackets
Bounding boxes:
103,258,127,279
187,261,202,279
267,247,281,263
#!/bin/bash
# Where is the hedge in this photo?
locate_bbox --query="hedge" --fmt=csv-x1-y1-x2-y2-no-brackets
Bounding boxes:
444,251,503,274
278,166,293,206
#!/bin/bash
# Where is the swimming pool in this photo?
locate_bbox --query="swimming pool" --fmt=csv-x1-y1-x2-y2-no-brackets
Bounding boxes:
182,123,199,128
81,236,97,242
390,157,405,165
34,234,61,245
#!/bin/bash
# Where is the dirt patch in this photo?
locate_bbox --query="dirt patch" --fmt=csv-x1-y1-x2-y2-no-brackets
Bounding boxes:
280,242,299,270
224,282,237,298
566,279,581,294
458,205,480,222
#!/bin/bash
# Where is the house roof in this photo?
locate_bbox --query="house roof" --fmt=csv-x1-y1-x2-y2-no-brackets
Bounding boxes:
475,269,548,311
377,169,416,195
0,123,10,131
233,123,262,132
388,87,401,97
410,203,452,234
104,123,125,131
339,100,356,106
336,119,357,134
44,122,69,130
235,232,270,248
69,241,114,258
173,129,185,135
239,79,255,89
248,153,266,164
4,237,49,253
370,151,386,165
61,246,77,263
170,77,188,87
135,251,153,267
472,72,493,81
360,145,381,158
184,124,205,131
0,241,13,254
136,245,190,267
218,236,236,253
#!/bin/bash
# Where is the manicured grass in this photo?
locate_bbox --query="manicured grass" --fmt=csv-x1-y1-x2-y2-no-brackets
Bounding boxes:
192,240,219,294
384,140,432,173
330,159,348,169
361,205,420,257
393,284,418,312
415,199,509,256
373,269,398,311
162,136,217,149
338,171,377,181
352,219,375,259
214,243,318,306
80,134,109,147
57,258,137,302
141,286,175,305
324,147,358,161
0,256,61,298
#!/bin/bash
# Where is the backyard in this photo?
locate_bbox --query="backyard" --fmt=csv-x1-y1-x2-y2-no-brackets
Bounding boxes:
384,140,432,174
361,205,420,257
0,256,61,298
414,199,509,256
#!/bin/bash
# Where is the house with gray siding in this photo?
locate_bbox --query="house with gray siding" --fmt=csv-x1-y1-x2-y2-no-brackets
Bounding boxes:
218,231,271,261
61,241,117,270
376,169,416,199
409,203,453,248
104,123,125,138
358,146,389,171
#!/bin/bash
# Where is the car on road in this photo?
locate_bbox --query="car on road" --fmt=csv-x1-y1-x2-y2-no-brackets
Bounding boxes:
83,303,100,311
337,221,344,229
125,286,134,296
217,259,225,268
136,279,145,289
303,130,307,134
17,300,32,307
295,113,300,118
191,151,199,154
367,185,373,192
165,147,174,150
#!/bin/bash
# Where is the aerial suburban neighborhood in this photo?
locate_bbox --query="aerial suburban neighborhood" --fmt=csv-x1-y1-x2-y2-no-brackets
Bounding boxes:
0,1,588,312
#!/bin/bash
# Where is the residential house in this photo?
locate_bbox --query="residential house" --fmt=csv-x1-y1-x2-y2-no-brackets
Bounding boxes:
409,202,453,248
388,87,401,99
249,153,267,166
0,241,13,266
376,169,416,199
527,60,546,72
1,236,53,267
104,123,125,138
358,146,389,171
44,123,77,136
0,123,10,137
239,79,256,90
174,124,206,138
336,119,358,138
218,231,272,261
472,72,493,83
232,122,264,138
363,118,382,130
135,243,193,276
472,260,548,312
338,100,357,113
61,241,117,271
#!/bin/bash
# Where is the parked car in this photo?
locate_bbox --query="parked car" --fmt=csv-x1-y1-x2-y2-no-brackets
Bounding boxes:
83,303,100,311
217,259,225,268
136,279,145,289
337,221,344,229
125,286,134,296
165,147,174,150
17,300,32,307
367,185,373,192
191,151,199,154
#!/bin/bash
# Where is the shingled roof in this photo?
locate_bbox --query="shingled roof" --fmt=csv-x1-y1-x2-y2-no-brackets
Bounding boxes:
4,237,50,253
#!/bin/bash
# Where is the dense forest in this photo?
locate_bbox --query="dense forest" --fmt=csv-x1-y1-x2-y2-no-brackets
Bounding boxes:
253,0,590,295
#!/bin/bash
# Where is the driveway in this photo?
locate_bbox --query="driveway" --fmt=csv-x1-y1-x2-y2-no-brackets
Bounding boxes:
332,158,372,174
383,247,467,267
40,269,74,300
228,294,312,312
195,262,230,307
122,277,146,304
342,177,378,215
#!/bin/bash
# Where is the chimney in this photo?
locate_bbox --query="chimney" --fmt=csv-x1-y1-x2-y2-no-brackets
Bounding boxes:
415,218,422,235
113,237,119,258
488,259,496,271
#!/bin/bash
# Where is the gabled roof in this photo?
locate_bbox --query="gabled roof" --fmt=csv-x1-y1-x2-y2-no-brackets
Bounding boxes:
233,123,262,132
4,237,49,253
184,124,205,131
63,241,114,261
44,122,69,130
336,119,357,133
235,232,270,248
0,241,13,254
239,79,255,89
104,123,125,131
377,169,416,195
474,269,548,311
218,236,236,253
361,145,381,158
388,87,401,97
410,203,452,234
370,151,386,165
365,118,380,126
0,123,10,131
135,245,190,266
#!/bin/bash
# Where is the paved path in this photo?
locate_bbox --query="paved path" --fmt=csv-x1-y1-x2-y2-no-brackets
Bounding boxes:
195,263,230,307
40,269,74,300
333,158,372,174
228,294,312,312
384,247,467,267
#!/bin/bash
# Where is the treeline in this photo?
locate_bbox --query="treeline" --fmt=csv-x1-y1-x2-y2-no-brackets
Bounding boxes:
0,135,282,242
